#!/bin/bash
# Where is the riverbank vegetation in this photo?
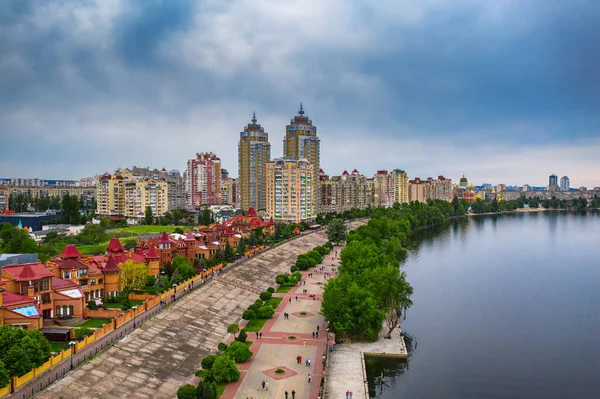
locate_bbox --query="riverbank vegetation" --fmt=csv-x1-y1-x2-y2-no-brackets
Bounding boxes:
321,201,456,341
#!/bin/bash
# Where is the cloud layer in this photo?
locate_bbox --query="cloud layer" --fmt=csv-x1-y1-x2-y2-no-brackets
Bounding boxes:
1,0,599,187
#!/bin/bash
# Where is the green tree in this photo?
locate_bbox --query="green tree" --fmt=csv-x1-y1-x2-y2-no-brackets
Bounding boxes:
61,194,80,224
224,242,234,261
326,218,347,244
227,323,240,338
118,260,149,291
145,206,154,226
0,223,38,253
171,256,196,281
236,238,247,257
210,355,240,382
4,345,31,377
236,329,248,343
0,360,9,389
177,384,197,399
225,341,253,362
196,381,217,399
201,355,218,370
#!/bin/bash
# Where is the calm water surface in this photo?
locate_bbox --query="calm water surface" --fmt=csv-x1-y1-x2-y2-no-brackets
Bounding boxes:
366,212,600,399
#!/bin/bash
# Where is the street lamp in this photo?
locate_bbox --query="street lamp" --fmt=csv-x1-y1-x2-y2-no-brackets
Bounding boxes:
172,283,177,301
69,341,76,370
132,306,138,328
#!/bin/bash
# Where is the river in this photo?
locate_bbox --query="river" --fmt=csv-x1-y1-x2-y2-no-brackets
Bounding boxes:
366,211,600,399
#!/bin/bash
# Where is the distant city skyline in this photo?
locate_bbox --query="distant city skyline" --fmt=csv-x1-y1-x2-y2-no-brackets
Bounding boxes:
1,1,599,187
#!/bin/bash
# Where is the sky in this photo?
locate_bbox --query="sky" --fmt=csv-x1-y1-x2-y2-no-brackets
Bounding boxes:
1,0,599,187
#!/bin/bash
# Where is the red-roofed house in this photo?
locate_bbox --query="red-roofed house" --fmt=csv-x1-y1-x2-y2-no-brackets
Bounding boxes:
0,290,43,330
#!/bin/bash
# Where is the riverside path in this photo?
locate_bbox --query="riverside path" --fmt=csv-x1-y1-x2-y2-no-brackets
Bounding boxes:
35,221,365,399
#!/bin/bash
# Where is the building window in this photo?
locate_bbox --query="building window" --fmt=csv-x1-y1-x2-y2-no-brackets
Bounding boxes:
63,272,71,279
98,278,103,284
69,305,74,315
41,293,51,304
56,306,61,315
40,278,49,291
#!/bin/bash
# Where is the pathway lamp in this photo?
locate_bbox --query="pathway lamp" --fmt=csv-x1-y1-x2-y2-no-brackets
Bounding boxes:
173,283,177,300
69,341,76,370
132,306,138,328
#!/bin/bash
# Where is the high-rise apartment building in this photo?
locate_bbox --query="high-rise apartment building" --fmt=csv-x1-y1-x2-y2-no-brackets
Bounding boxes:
374,170,394,207
223,177,240,208
408,176,453,202
549,174,558,191
318,169,378,213
391,169,409,204
185,152,222,208
560,176,570,191
284,104,320,213
266,158,314,223
239,113,271,212
96,170,168,218
129,167,185,211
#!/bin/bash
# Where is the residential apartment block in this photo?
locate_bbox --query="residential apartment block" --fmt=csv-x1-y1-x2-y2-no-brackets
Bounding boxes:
391,169,409,204
266,158,314,223
409,176,453,202
239,113,271,212
284,104,320,214
185,153,222,208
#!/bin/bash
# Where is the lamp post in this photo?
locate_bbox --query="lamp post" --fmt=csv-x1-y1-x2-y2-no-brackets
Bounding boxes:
172,283,177,301
69,341,76,370
132,306,138,328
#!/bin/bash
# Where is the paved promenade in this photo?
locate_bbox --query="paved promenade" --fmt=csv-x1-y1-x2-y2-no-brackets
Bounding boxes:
35,231,332,399
223,247,344,399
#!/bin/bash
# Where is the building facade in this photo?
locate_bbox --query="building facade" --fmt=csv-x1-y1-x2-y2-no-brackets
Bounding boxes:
391,169,409,204
239,113,271,212
374,170,394,208
549,174,558,191
225,177,240,208
560,176,570,191
409,176,453,202
284,104,320,214
185,153,222,208
266,158,314,223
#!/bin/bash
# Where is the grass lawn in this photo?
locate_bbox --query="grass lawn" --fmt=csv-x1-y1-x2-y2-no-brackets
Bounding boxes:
76,318,112,328
103,300,144,309
266,297,283,309
216,382,227,398
77,244,107,255
243,318,270,332
49,342,70,353
111,225,187,234
275,285,293,293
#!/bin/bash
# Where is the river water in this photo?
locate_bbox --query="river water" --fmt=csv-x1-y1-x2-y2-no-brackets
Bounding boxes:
366,211,600,399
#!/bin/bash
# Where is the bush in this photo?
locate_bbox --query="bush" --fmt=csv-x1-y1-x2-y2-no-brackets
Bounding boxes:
256,305,274,319
87,300,97,310
176,384,197,399
145,276,156,287
242,309,256,320
275,275,289,285
267,286,275,293
211,355,240,382
290,266,298,272
236,329,248,343
259,291,272,301
74,328,93,340
197,381,217,399
201,354,218,370
275,368,285,374
217,342,228,352
225,341,253,363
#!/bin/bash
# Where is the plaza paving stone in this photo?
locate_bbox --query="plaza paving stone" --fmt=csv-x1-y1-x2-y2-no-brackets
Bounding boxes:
35,230,343,399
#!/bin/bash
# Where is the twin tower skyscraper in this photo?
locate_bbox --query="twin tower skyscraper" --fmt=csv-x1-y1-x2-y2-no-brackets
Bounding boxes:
238,104,320,216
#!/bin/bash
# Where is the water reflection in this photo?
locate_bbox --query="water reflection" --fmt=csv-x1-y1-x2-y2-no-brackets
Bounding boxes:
365,356,408,398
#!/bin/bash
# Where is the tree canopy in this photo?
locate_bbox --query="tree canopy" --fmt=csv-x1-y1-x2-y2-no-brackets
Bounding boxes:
118,260,149,291
326,218,347,244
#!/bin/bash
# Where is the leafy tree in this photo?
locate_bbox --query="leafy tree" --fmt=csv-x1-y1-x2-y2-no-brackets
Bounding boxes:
145,206,154,226
0,360,9,389
210,354,240,382
236,329,248,343
174,227,184,234
217,342,228,352
248,231,257,247
236,238,247,257
259,291,272,301
177,384,197,399
87,299,98,310
61,194,80,224
242,309,256,320
196,381,217,399
4,345,31,377
201,355,218,370
200,208,213,226
20,336,45,367
8,193,30,212
327,218,347,244
227,323,240,338
0,222,38,254
225,341,253,362
171,256,196,281
256,305,274,319
118,260,149,291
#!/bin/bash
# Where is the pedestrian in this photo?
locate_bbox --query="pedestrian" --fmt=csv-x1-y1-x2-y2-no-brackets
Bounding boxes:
297,355,300,364
308,373,312,383
308,359,311,366
256,332,259,339
289,298,292,303
261,380,265,390
259,332,262,339
285,390,289,399
312,332,315,338
346,390,349,399
303,339,306,347
316,331,319,338
317,325,320,332
349,391,353,399
291,389,296,399
299,355,302,363
265,381,268,390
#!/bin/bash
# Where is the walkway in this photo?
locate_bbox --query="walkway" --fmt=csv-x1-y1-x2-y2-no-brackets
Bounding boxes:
223,247,344,399
34,231,332,399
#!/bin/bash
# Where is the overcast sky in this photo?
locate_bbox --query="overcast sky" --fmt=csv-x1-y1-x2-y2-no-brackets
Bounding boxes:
1,0,599,187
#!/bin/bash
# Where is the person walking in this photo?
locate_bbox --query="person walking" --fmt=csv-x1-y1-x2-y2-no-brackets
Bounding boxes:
346,390,349,399
308,359,311,367
349,390,353,399
265,381,268,390
305,359,309,367
307,374,312,383
312,332,315,338
285,390,289,399
299,355,302,364
261,380,265,390
256,332,259,339
316,331,319,338
303,339,306,347
317,325,320,332
291,389,296,399
289,298,292,303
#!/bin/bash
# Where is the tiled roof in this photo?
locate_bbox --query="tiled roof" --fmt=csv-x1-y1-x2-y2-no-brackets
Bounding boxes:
159,231,170,244
145,245,160,259
102,255,120,273
106,238,125,253
247,207,257,217
3,263,54,282
184,231,196,242
59,244,83,259
51,276,78,289
1,291,36,306
56,258,87,270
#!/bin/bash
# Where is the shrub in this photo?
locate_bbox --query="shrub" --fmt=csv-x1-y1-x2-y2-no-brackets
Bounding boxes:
290,266,298,272
217,342,228,352
201,355,218,370
227,323,240,338
236,329,248,343
259,291,272,301
197,381,217,399
225,341,253,363
275,368,285,374
211,355,240,382
256,305,274,319
242,309,256,320
145,275,157,287
176,384,197,399
74,328,93,340
267,286,275,293
275,275,289,285
248,302,261,312
87,300,97,310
